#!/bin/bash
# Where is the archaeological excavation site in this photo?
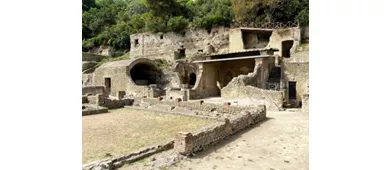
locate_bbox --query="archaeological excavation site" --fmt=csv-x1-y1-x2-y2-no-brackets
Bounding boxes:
82,23,309,170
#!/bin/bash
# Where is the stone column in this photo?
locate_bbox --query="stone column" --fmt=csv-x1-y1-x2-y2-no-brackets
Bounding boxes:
174,132,194,155
254,58,269,89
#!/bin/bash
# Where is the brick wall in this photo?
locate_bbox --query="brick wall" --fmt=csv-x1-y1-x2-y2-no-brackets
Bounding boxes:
174,108,266,155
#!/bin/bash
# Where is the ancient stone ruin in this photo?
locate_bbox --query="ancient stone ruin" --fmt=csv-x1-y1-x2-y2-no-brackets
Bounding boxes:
82,25,309,170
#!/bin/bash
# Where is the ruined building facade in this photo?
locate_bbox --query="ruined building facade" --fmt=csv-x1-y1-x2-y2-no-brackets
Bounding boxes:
83,25,309,111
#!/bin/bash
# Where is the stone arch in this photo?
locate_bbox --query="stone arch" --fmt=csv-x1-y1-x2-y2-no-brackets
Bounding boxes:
128,58,161,86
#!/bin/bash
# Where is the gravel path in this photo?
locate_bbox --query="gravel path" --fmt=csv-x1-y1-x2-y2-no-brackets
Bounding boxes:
168,111,309,170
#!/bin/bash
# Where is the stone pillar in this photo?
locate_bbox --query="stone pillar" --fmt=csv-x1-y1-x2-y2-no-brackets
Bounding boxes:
174,132,194,155
254,58,269,88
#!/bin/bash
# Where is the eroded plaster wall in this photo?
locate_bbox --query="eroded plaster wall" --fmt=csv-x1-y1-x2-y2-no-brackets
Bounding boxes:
190,62,221,99
130,27,230,62
220,57,283,111
217,59,255,89
92,59,162,97
228,29,244,52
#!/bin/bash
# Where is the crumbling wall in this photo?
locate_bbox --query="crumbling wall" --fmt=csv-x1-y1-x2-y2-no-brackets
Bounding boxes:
174,108,266,155
130,27,230,62
189,62,221,99
217,59,255,89
82,140,174,170
221,59,283,111
173,62,198,86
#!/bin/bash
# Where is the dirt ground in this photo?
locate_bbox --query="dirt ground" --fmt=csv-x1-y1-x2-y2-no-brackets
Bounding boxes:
168,111,309,170
82,108,216,164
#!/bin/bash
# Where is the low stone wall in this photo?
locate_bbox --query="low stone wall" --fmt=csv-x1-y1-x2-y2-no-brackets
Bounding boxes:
82,52,105,62
102,98,134,109
174,107,266,155
82,86,105,96
133,97,246,115
82,140,174,170
82,104,108,116
222,85,283,111
84,94,134,112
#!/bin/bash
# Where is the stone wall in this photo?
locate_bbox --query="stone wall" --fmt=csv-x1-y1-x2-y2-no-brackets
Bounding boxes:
217,59,255,89
174,108,266,155
228,29,244,52
92,59,153,97
85,94,134,110
281,62,309,103
82,52,105,62
130,27,230,62
83,74,94,87
220,58,283,111
82,86,105,96
267,28,301,56
222,85,283,111
82,140,174,170
82,104,108,116
133,97,248,115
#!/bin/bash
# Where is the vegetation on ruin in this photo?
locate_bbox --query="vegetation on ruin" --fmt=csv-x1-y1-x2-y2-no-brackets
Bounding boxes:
82,0,309,52
154,59,172,69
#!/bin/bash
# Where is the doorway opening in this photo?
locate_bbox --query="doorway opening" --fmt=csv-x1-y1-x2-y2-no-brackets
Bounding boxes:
282,40,294,58
189,73,196,87
105,78,111,88
288,81,297,100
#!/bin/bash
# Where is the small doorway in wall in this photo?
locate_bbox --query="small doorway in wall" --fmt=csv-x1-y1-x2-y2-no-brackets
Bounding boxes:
189,73,196,88
288,81,297,100
105,78,111,88
105,77,111,95
282,40,294,58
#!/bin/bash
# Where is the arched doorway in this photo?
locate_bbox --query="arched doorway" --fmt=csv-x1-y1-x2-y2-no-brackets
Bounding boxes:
130,62,161,85
189,73,196,87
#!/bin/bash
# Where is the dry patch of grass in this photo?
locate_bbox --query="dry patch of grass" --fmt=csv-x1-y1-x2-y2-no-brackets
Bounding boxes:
82,108,216,164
